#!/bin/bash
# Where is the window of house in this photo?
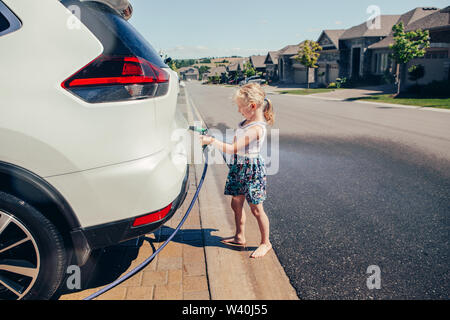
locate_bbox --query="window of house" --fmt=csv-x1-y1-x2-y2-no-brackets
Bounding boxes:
373,53,379,73
374,52,390,74
380,53,389,73
425,51,449,59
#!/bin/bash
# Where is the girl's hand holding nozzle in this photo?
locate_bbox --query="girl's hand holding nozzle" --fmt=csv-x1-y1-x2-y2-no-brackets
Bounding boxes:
200,135,214,146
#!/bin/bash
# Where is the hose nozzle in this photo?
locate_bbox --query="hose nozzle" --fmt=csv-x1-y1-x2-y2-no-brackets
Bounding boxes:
189,126,210,151
189,126,208,135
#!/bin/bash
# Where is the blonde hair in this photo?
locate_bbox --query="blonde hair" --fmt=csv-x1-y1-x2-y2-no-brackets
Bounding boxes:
233,83,275,126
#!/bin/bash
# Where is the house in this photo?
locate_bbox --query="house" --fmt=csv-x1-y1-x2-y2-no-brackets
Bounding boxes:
184,68,199,81
260,6,449,89
204,66,228,83
367,7,439,75
227,59,245,81
368,7,449,87
277,44,298,83
264,51,280,83
178,67,199,81
249,55,267,76
338,14,402,80
315,29,345,86
278,41,317,84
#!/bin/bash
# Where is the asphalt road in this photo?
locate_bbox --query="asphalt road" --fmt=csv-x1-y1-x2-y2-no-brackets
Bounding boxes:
185,81,450,300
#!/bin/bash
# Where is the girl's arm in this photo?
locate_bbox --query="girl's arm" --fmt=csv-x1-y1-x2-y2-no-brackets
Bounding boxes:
201,126,263,155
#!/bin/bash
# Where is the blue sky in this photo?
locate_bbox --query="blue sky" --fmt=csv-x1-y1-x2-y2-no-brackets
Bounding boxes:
128,0,448,59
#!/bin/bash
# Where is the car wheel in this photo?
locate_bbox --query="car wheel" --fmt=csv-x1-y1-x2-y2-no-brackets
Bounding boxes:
0,192,67,300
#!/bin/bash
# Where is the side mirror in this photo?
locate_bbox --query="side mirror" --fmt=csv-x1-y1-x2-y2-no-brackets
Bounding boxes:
164,57,173,65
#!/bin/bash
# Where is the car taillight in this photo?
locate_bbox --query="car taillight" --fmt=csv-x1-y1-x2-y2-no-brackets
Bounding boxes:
132,203,173,227
62,55,170,103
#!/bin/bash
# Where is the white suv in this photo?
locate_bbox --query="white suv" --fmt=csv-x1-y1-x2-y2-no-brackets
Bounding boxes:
0,0,189,299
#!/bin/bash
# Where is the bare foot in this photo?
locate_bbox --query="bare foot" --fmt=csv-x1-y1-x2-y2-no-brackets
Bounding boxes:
221,236,246,247
250,243,272,259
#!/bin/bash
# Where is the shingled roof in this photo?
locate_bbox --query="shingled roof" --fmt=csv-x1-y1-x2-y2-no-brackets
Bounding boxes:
398,7,440,27
368,7,446,49
227,58,246,72
184,68,199,76
207,66,227,77
367,36,395,49
178,67,196,73
406,6,450,31
265,51,280,65
279,41,306,56
250,55,266,69
227,63,239,72
340,14,401,40
318,29,346,49
263,45,295,64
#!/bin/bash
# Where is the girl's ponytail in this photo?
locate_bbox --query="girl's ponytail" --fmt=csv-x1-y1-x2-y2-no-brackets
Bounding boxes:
263,98,275,126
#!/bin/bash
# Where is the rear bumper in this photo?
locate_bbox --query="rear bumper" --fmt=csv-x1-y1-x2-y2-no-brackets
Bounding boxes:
70,165,189,266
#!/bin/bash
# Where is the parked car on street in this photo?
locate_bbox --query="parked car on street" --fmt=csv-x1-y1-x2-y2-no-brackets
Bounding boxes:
228,77,245,85
0,0,189,300
239,75,267,86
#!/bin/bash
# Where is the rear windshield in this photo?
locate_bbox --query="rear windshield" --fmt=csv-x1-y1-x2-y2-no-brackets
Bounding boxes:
0,12,9,33
0,0,21,36
61,0,166,68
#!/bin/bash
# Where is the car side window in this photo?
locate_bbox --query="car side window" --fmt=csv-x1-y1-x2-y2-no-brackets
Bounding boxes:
0,1,21,37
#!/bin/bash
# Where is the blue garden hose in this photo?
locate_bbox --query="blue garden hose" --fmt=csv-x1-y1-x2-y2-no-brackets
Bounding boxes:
84,127,209,300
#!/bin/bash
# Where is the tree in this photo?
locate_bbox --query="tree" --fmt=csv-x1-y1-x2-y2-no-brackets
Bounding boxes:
199,58,211,64
195,65,210,80
294,40,322,89
389,22,430,95
174,59,196,69
243,61,256,78
169,60,178,72
212,75,220,84
408,64,425,86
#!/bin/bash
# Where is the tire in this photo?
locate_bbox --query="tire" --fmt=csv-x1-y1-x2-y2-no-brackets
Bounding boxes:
0,192,67,300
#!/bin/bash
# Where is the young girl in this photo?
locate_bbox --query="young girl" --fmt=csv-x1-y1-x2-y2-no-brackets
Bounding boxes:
200,83,275,259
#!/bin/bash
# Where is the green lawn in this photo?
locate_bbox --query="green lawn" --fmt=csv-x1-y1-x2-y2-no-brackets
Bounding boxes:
352,94,450,109
277,88,340,95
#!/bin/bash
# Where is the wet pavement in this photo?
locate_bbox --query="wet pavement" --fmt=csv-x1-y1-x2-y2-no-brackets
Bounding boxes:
186,81,450,299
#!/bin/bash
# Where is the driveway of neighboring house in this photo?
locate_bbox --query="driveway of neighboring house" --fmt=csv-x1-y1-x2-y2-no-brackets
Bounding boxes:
265,84,396,101
308,85,396,100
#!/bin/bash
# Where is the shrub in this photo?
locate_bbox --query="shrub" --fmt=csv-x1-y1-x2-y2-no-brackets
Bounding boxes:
404,80,450,98
382,69,396,84
406,84,422,95
327,82,337,89
408,64,425,84
421,80,450,98
343,75,382,88
336,77,347,88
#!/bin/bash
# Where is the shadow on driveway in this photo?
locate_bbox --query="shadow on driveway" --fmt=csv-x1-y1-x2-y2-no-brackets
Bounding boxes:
54,226,256,299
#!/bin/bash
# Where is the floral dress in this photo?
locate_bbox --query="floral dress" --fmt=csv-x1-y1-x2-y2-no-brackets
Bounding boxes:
224,120,267,205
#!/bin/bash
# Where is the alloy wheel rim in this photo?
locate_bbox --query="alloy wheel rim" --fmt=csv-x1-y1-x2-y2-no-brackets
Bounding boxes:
0,210,41,300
